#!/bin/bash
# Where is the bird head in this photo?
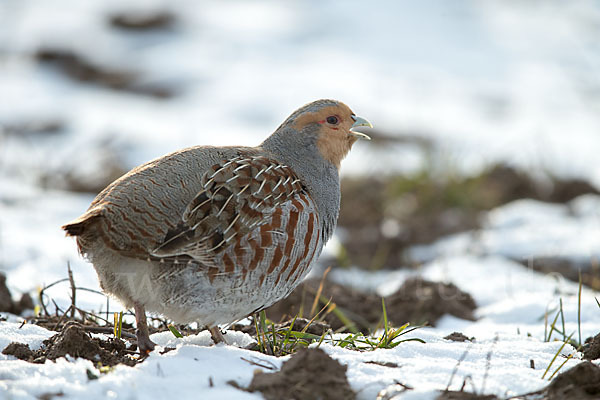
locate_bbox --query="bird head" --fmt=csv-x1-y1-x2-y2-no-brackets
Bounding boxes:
279,99,372,169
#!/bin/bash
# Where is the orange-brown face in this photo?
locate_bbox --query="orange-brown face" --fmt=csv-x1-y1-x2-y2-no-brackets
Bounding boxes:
292,102,371,169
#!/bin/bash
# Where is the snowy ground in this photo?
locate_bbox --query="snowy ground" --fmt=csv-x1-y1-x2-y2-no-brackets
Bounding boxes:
0,249,597,399
1,190,599,398
1,0,600,399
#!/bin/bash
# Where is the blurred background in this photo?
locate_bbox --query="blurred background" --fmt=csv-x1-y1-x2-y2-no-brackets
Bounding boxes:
1,0,600,320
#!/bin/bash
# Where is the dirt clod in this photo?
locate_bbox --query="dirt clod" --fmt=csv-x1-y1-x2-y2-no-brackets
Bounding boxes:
437,391,498,399
230,317,331,338
16,294,35,314
278,318,331,336
0,273,34,315
266,277,476,332
544,361,600,399
45,324,104,361
109,11,176,31
3,120,65,137
582,332,600,360
2,342,34,360
364,360,399,368
518,257,600,291
247,348,355,400
444,332,474,342
265,278,379,332
2,323,136,367
46,324,135,366
387,278,476,325
0,273,13,312
38,392,64,400
35,48,176,99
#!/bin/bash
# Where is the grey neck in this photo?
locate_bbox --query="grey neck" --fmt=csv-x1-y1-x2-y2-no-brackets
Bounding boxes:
261,126,340,242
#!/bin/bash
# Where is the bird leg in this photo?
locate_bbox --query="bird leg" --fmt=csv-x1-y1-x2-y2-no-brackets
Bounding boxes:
134,302,156,354
209,326,226,344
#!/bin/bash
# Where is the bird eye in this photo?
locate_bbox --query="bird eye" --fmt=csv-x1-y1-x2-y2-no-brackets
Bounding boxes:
326,116,339,125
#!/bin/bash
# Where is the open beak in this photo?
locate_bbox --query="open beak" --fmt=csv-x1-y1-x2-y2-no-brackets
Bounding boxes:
350,115,372,140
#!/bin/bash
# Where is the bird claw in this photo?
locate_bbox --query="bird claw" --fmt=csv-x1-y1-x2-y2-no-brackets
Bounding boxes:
136,329,157,355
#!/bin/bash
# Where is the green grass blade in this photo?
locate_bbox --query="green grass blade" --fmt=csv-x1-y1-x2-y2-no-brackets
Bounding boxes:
270,322,277,355
282,315,298,350
548,352,574,380
288,331,322,341
117,311,123,339
546,308,561,342
389,337,426,347
168,324,183,338
254,316,264,353
559,299,566,343
337,334,354,348
316,330,327,348
541,331,574,379
381,298,389,345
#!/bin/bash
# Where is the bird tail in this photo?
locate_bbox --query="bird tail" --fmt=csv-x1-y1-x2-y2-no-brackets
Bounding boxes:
62,206,103,236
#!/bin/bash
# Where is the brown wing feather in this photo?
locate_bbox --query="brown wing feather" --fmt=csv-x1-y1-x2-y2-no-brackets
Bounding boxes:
151,156,306,263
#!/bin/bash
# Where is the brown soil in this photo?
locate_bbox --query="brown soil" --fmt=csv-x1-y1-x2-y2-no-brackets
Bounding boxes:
109,11,176,31
277,318,331,336
230,317,331,338
582,332,600,361
364,360,399,368
264,278,379,332
0,273,34,315
35,48,175,99
3,120,65,137
0,274,13,312
436,392,498,400
386,278,476,326
543,361,600,399
517,257,600,291
246,347,355,400
2,323,137,367
265,277,476,332
444,332,474,342
27,312,136,336
2,342,34,360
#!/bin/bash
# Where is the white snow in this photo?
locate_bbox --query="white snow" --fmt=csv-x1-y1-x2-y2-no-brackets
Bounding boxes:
1,0,600,399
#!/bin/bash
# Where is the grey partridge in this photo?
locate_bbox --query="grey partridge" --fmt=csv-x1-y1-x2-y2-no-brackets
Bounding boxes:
62,99,371,353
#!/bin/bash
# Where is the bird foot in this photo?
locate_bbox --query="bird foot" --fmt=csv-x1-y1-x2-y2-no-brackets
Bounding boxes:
209,326,226,344
136,328,157,355
134,302,155,355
